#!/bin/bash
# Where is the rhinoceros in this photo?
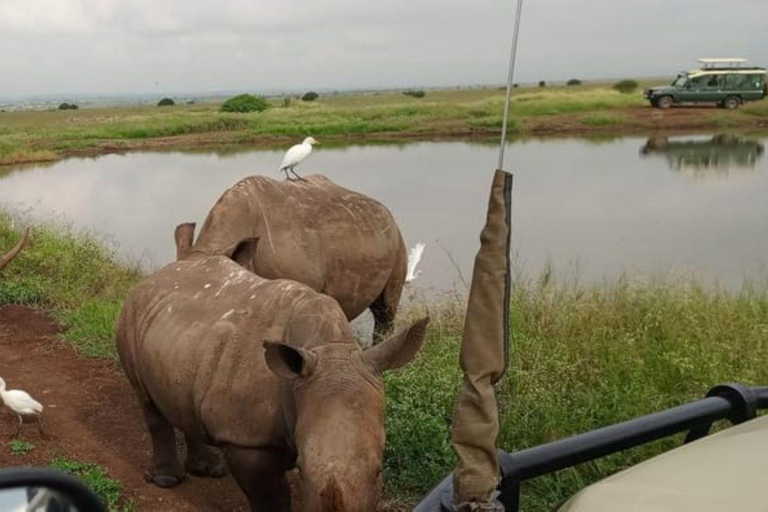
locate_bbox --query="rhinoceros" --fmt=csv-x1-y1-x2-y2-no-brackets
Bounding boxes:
116,240,428,511
174,174,411,341
0,228,29,274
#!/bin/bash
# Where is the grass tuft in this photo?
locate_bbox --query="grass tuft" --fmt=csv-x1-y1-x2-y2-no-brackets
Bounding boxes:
9,439,35,456
51,455,134,511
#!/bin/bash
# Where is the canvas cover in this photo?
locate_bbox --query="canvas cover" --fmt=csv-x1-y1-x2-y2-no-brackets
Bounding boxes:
452,169,513,509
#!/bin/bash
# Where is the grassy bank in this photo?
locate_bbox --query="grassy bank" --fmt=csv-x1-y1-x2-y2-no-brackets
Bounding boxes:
3,84,768,165
2,220,768,510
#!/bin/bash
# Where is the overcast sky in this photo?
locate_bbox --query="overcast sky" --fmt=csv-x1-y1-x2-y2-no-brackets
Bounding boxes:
0,0,766,97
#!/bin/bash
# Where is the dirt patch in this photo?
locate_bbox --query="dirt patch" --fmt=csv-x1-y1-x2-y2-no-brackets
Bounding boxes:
0,304,249,511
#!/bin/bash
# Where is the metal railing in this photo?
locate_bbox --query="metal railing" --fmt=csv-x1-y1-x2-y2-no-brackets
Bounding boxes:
415,383,768,511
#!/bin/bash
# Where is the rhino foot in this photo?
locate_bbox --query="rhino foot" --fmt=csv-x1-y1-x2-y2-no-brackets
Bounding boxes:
185,457,229,478
143,470,184,488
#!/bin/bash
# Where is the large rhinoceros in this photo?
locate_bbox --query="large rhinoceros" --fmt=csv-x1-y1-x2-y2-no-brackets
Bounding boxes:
0,228,29,274
116,240,428,511
174,174,409,341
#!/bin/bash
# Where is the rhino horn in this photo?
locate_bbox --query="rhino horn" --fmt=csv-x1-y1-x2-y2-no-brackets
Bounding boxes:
174,222,196,261
0,228,30,273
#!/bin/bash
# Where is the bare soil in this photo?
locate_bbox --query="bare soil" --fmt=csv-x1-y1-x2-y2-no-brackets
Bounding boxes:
0,304,251,511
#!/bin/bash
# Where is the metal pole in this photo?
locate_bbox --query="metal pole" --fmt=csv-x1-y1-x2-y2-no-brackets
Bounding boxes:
497,0,525,170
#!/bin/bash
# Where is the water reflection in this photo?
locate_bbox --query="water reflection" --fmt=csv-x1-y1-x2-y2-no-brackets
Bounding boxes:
1,135,768,290
640,134,765,177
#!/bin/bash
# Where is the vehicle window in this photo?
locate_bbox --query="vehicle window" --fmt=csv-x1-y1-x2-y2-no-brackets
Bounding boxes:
707,75,719,87
673,76,688,87
689,76,708,88
749,74,763,89
725,74,751,89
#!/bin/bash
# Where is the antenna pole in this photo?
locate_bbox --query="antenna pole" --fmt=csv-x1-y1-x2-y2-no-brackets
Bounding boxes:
498,0,524,170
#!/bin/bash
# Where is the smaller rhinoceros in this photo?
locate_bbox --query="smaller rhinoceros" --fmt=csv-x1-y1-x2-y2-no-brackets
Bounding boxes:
116,240,428,511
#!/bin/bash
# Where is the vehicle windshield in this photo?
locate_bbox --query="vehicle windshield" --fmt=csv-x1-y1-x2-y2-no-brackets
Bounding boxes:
673,76,689,87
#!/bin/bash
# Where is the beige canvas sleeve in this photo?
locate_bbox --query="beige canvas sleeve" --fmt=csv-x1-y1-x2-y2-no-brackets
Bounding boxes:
452,169,513,508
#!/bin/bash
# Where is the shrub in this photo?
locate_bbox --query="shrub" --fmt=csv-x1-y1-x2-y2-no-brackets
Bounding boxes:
567,79,583,86
58,103,79,110
283,97,292,108
220,94,269,113
403,90,426,99
157,98,175,107
613,79,639,94
538,81,547,88
513,84,520,89
302,91,320,102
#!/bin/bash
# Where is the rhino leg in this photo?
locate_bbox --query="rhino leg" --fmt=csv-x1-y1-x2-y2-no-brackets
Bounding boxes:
185,437,228,478
142,403,185,488
223,446,292,512
371,269,406,344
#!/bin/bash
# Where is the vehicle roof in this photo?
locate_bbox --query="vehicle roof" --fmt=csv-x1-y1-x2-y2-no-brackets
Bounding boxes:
558,414,768,512
698,57,747,64
685,69,767,76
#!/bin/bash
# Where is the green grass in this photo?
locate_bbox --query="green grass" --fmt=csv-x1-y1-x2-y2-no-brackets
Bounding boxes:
9,439,35,456
0,215,140,357
385,275,768,509
51,455,134,511
0,83,662,165
3,221,768,510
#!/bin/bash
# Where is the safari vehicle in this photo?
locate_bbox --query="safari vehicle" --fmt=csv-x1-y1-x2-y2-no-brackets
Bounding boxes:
644,58,768,109
418,384,768,511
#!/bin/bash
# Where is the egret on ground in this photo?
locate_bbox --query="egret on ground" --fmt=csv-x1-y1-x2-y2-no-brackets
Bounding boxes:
405,242,425,283
278,137,318,180
0,377,44,436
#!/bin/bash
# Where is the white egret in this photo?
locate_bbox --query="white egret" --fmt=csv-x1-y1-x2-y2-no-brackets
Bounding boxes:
0,377,44,436
405,242,425,283
278,137,318,180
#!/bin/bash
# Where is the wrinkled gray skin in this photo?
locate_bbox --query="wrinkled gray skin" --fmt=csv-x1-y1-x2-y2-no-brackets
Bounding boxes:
175,174,407,341
116,241,428,511
0,228,29,274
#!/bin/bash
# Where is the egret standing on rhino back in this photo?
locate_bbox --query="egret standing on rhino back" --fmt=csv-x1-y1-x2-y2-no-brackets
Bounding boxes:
279,136,318,180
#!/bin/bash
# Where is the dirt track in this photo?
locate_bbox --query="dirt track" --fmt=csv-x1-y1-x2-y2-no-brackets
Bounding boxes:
0,304,251,511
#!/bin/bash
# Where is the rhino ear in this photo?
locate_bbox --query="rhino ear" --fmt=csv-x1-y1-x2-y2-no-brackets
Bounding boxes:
174,223,196,261
363,317,429,373
229,238,259,270
264,342,317,380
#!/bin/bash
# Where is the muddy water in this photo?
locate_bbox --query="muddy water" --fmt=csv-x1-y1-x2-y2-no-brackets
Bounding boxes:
0,134,767,293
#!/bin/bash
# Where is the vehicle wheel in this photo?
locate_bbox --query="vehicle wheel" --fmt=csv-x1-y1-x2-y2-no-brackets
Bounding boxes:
649,99,658,108
723,96,740,110
656,96,673,109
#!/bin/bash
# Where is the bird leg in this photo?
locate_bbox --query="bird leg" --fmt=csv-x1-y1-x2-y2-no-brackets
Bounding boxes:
281,168,292,181
15,414,23,437
290,168,305,181
36,416,47,439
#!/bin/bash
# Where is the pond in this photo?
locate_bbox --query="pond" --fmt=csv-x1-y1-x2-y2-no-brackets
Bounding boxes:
1,133,767,293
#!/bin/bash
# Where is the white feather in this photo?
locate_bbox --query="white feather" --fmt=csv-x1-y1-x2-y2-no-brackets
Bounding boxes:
405,242,425,283
0,377,43,417
279,137,318,171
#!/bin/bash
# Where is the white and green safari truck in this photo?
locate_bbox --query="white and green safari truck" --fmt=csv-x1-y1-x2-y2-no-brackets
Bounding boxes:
645,58,768,109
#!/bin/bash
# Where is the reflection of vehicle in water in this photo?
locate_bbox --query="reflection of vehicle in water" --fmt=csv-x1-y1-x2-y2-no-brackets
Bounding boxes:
640,134,765,176
644,58,768,109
